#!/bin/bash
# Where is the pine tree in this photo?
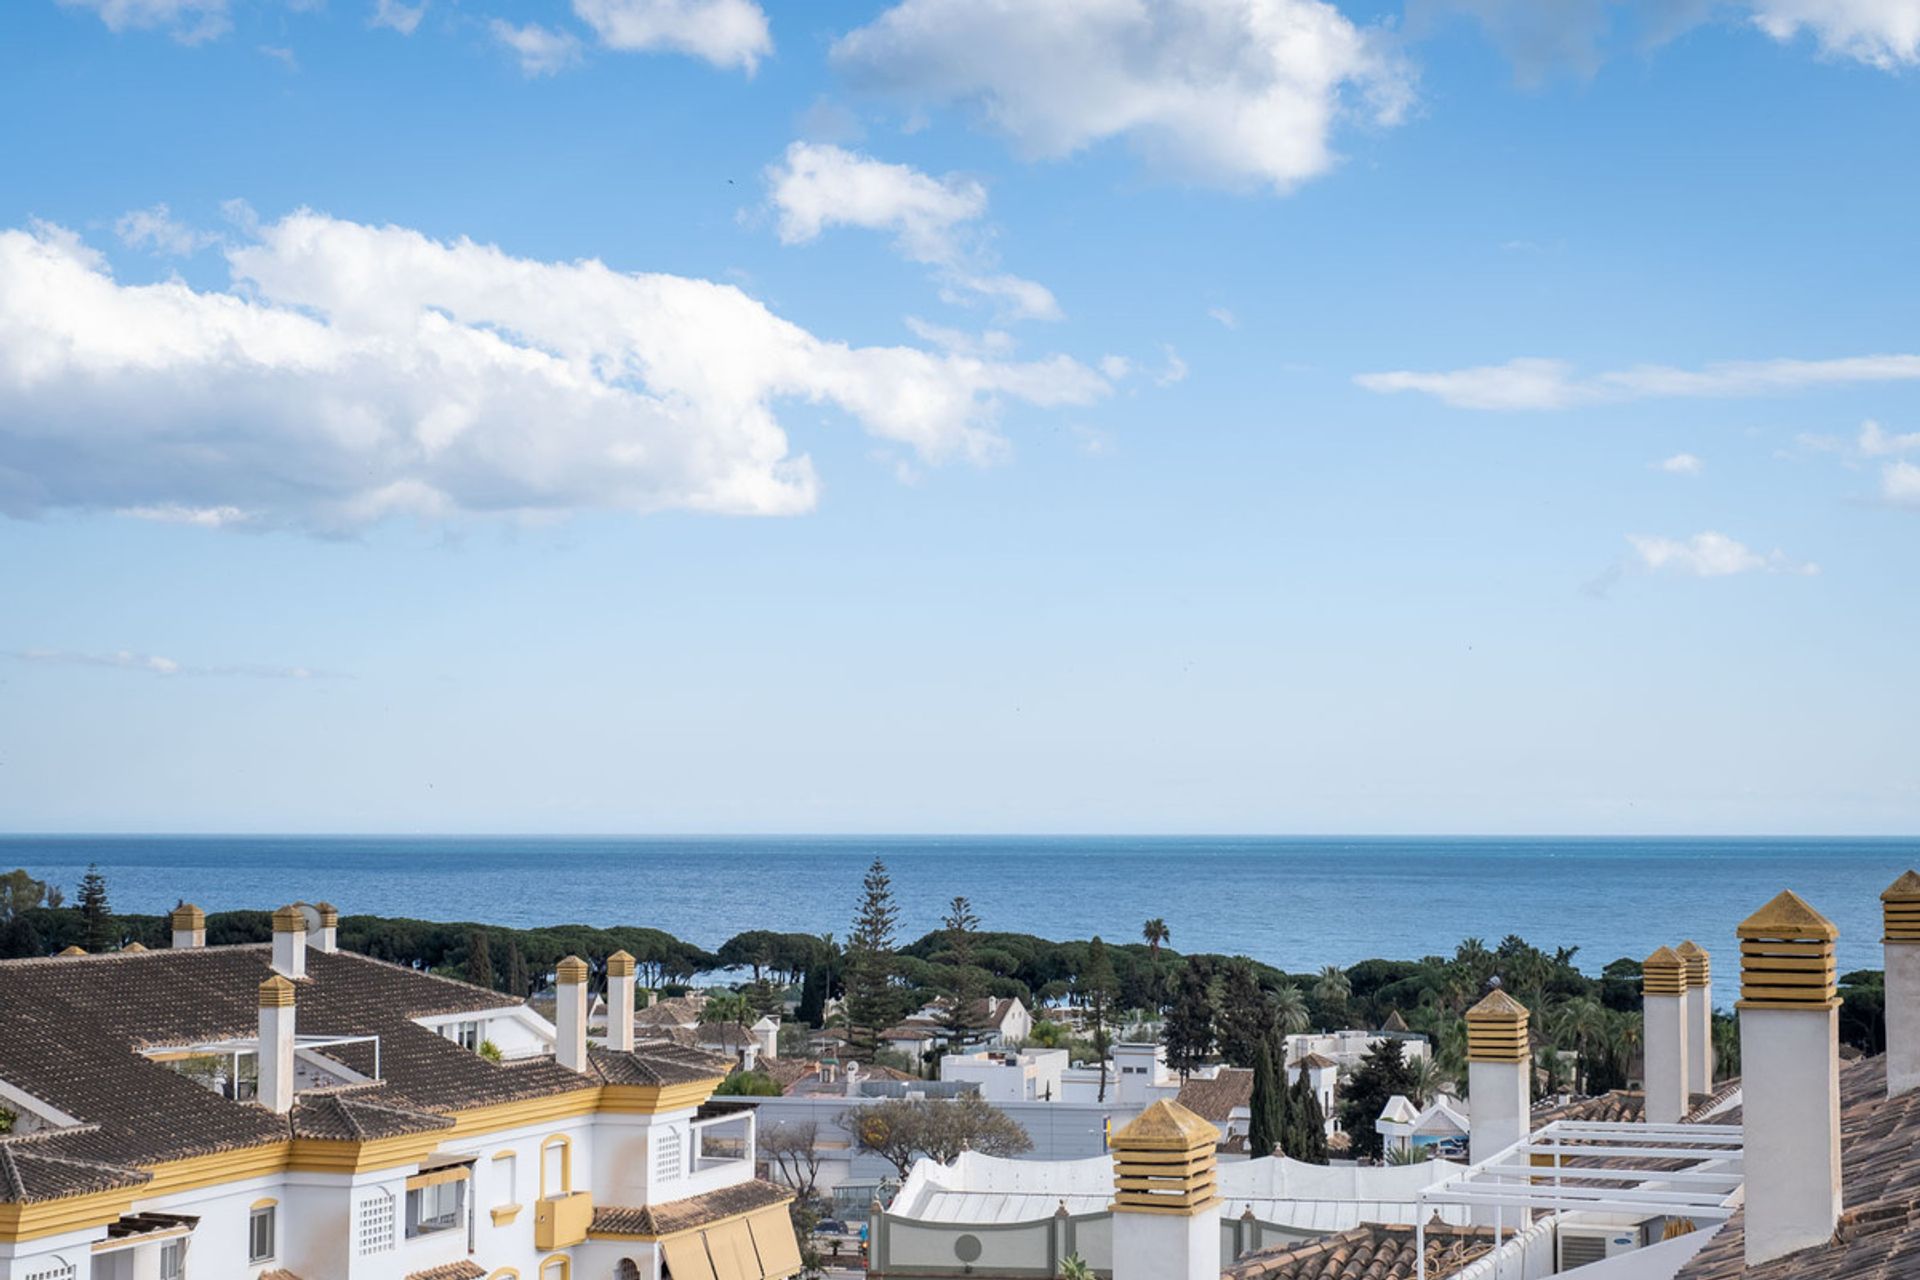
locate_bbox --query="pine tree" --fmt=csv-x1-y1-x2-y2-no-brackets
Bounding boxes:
1215,958,1275,1068
505,938,530,999
465,930,495,990
1337,1038,1415,1160
1079,936,1119,1103
939,896,984,1045
1162,959,1215,1079
844,859,903,1061
76,865,112,953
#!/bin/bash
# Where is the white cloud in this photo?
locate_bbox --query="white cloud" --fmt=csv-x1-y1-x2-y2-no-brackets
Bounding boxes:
571,0,771,72
0,213,1109,532
766,142,1059,320
59,0,229,41
830,0,1413,194
490,20,584,76
1356,353,1920,410
1627,531,1818,577
1208,306,1238,329
1885,460,1920,506
1655,452,1703,475
1155,346,1190,386
1858,418,1920,456
370,0,426,34
13,648,330,679
1099,354,1133,380
1748,0,1920,68
114,204,218,257
118,503,255,527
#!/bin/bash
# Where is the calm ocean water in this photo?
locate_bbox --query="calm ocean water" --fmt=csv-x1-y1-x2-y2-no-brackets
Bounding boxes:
3,836,1913,1009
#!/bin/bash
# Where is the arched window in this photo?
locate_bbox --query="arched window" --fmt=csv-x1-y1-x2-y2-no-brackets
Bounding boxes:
539,1134,572,1199
539,1256,570,1280
615,1260,640,1280
488,1270,521,1280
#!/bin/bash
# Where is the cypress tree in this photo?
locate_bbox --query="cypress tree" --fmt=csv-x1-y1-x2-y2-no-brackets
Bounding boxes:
505,938,530,999
1291,1071,1329,1164
1248,1037,1282,1158
76,865,112,953
465,930,495,990
797,963,827,1028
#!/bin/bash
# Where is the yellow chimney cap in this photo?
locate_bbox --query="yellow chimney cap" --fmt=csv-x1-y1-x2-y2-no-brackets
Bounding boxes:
1675,940,1706,960
1109,1099,1218,1152
122,942,148,953
1465,988,1529,1021
58,945,87,956
556,955,589,984
1736,890,1838,941
259,975,296,1008
271,905,307,933
170,904,206,929
1882,871,1920,903
313,902,339,926
1644,945,1683,969
606,950,636,977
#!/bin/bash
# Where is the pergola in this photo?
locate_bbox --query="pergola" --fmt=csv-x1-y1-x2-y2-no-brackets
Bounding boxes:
1413,1119,1745,1279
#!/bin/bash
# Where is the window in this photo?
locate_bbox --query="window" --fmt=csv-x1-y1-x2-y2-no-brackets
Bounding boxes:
654,1129,682,1183
158,1240,184,1280
443,1020,482,1051
358,1191,396,1254
406,1179,465,1238
539,1135,572,1199
493,1152,519,1206
248,1205,276,1264
539,1257,570,1280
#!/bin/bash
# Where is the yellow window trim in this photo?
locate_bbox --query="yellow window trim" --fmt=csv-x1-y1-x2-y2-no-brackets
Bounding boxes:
406,1167,471,1192
538,1134,573,1200
249,1198,279,1211
492,1149,519,1161
539,1256,571,1280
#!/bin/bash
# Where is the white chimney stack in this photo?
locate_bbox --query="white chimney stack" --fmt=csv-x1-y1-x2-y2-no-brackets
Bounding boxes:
258,975,296,1113
606,950,636,1052
555,955,589,1073
310,902,338,954
1737,890,1841,1267
1465,988,1530,1226
1108,1101,1221,1280
170,903,206,950
1676,940,1711,1099
1642,946,1689,1124
270,905,306,980
1883,870,1920,1098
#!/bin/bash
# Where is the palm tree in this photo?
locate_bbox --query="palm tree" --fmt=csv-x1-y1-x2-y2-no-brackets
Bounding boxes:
701,990,753,1027
1142,918,1169,958
1313,966,1351,1026
1271,982,1310,1035
1405,1054,1444,1108
1550,996,1609,1093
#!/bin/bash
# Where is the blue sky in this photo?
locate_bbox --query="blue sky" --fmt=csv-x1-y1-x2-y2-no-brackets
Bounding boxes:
1,0,1916,834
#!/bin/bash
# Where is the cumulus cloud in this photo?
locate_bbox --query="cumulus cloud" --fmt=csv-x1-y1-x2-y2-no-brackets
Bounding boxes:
1655,452,1704,474
1858,418,1920,456
490,20,584,76
0,213,1108,533
1885,461,1920,506
370,0,426,34
59,0,230,41
766,142,1059,320
1749,0,1920,68
12,649,333,679
830,0,1413,194
1356,353,1920,410
1627,531,1818,577
571,0,771,72
114,204,218,257
1208,306,1239,329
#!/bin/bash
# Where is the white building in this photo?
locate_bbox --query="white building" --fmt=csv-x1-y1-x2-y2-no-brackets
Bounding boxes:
938,1049,1068,1103
0,903,803,1280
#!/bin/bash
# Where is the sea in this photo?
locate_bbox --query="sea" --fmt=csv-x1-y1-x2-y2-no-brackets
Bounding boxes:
3,835,1913,1010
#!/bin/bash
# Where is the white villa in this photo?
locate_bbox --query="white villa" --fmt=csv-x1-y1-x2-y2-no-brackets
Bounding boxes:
0,903,803,1280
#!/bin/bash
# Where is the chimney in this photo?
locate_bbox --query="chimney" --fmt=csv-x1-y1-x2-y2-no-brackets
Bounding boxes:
1641,946,1689,1124
310,902,339,954
606,950,636,1052
1737,890,1841,1267
1108,1100,1221,1280
1465,988,1529,1162
1883,870,1920,1097
1676,940,1712,1098
258,975,296,1114
170,904,206,950
270,905,307,979
555,955,589,1073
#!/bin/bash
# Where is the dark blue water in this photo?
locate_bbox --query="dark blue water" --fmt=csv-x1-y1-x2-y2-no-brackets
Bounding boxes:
3,836,1912,1009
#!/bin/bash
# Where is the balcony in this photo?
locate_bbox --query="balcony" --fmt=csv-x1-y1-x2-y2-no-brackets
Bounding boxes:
534,1191,593,1250
692,1110,755,1173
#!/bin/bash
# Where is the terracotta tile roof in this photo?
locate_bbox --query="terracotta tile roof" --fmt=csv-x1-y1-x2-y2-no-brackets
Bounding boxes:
1533,1090,1647,1127
0,1135,152,1204
759,1056,823,1092
1291,1053,1339,1071
634,996,704,1028
1225,1220,1496,1279
590,1178,794,1237
0,945,660,1192
1677,1056,1920,1280
1176,1068,1252,1123
587,1044,730,1087
403,1263,485,1280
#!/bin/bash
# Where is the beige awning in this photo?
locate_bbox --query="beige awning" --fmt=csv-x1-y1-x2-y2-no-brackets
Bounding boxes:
661,1232,717,1280
704,1218,761,1280
745,1206,803,1278
659,1206,803,1280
